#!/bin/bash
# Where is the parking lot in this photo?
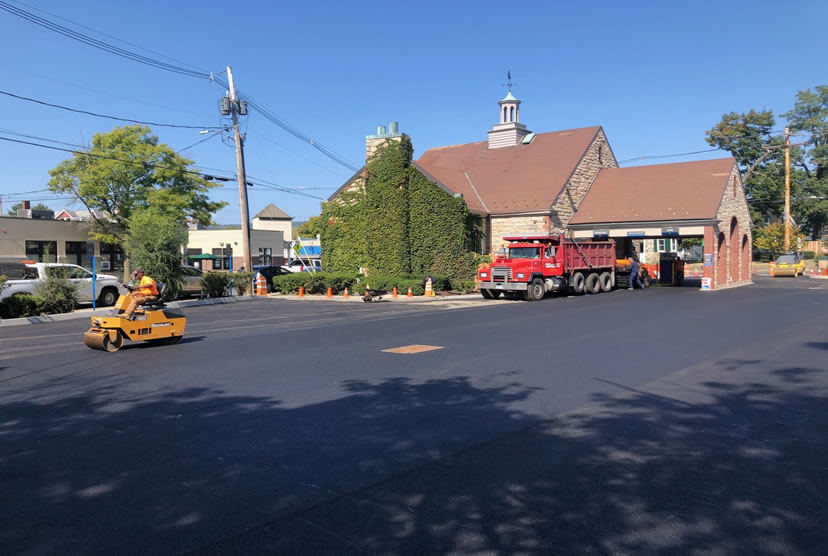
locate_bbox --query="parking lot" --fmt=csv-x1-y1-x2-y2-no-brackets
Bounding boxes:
1,276,826,554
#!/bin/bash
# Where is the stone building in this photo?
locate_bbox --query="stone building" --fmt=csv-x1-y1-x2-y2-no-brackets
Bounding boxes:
330,90,753,290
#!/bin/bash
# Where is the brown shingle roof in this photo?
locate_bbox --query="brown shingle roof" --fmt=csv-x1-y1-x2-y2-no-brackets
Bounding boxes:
569,158,738,225
415,126,602,214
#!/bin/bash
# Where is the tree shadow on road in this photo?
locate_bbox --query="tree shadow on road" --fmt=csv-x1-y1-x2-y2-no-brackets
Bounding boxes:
2,356,827,555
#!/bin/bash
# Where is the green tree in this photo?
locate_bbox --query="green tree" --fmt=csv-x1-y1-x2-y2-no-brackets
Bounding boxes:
705,109,785,225
782,85,828,239
753,222,807,258
124,207,188,300
295,215,324,238
47,124,226,251
706,86,828,238
7,202,52,216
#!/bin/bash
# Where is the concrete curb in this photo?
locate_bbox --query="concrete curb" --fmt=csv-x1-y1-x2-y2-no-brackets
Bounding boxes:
0,295,263,328
270,293,483,303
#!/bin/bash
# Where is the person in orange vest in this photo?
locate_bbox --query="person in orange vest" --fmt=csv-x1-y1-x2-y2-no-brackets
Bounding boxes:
122,268,159,319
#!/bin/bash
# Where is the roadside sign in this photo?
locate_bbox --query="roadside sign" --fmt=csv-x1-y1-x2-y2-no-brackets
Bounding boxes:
704,253,713,266
86,241,95,258
701,277,711,290
797,237,802,249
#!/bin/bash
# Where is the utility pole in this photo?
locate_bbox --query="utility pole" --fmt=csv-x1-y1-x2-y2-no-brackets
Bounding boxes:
784,127,791,252
226,66,252,274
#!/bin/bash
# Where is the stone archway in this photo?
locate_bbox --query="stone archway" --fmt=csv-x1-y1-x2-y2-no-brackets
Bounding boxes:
717,232,727,286
742,235,750,281
730,217,739,282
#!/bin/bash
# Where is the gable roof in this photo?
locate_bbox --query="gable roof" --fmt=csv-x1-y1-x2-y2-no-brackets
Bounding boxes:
253,203,292,220
569,158,738,225
415,126,602,214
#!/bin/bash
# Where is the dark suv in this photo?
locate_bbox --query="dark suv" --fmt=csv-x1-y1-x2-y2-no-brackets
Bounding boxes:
252,265,287,293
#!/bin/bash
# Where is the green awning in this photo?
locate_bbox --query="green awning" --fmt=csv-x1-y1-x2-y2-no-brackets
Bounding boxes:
189,253,224,260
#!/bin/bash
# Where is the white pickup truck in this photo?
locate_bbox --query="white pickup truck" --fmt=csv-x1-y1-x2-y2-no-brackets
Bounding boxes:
0,263,125,306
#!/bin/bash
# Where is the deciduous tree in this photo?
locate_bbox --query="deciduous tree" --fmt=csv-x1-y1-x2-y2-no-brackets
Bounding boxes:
48,124,225,248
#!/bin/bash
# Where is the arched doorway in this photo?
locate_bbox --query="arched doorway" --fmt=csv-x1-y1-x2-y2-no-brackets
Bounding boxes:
717,232,727,286
742,235,750,281
730,217,739,282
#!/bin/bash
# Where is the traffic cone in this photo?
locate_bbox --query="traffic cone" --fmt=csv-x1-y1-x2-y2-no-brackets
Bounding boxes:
256,272,267,296
809,268,815,275
344,287,349,298
327,287,332,298
425,277,434,297
298,286,304,298
407,287,413,297
392,286,398,298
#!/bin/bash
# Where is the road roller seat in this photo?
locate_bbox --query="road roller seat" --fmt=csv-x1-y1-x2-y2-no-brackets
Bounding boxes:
141,281,167,310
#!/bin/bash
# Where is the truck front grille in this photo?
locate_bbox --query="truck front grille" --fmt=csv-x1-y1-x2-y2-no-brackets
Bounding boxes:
491,266,512,282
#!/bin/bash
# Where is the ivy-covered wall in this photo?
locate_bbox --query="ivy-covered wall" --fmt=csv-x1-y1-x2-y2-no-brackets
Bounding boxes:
322,137,481,279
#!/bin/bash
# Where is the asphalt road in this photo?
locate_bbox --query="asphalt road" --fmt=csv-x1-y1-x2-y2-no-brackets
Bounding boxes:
1,277,826,555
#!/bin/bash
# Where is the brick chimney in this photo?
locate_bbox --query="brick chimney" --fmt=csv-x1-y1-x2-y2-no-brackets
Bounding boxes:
366,121,405,161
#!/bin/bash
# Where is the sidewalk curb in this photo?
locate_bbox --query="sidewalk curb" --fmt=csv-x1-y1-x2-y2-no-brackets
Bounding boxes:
0,295,263,328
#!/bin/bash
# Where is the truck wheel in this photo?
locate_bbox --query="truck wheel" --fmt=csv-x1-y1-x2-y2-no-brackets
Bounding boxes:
525,278,545,301
599,272,613,292
585,273,601,294
98,287,119,307
569,272,585,295
481,289,500,299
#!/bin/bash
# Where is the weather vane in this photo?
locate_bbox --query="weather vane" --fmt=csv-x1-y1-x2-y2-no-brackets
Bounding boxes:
501,70,516,92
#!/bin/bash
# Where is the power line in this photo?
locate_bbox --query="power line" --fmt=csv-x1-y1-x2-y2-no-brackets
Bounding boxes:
212,74,360,172
0,1,209,79
9,0,209,74
618,148,722,164
1,2,360,171
0,89,220,130
0,135,325,200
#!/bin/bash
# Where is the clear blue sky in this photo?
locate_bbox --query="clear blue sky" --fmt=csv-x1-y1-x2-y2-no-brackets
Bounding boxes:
1,0,825,224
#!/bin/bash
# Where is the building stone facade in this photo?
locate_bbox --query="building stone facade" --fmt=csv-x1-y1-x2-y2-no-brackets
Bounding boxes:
548,129,618,231
487,129,617,252
704,166,753,289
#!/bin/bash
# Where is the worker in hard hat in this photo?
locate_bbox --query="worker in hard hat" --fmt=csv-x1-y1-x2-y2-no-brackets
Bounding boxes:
121,268,159,319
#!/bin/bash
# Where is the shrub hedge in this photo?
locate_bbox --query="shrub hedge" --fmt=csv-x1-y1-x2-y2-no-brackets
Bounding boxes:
272,272,476,296
0,294,46,319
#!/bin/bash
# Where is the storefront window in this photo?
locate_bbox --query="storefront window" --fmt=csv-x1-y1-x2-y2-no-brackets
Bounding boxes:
212,248,224,270
65,241,93,269
25,240,57,263
258,247,272,265
100,243,124,272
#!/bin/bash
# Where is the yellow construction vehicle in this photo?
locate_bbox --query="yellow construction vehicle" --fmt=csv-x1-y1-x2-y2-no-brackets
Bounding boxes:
84,282,186,352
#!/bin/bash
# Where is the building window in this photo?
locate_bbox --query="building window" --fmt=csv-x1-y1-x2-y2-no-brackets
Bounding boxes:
100,243,124,272
509,106,515,122
655,239,678,253
212,248,225,270
25,240,57,263
65,241,93,268
258,247,272,265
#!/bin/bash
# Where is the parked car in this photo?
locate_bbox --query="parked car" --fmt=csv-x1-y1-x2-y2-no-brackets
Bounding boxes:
252,265,288,293
282,260,322,273
179,265,204,297
0,262,125,306
771,253,805,277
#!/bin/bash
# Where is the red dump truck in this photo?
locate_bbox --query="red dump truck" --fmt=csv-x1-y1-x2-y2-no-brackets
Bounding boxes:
478,234,630,301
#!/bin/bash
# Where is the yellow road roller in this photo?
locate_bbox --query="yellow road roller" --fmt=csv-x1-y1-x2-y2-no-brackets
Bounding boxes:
84,284,186,352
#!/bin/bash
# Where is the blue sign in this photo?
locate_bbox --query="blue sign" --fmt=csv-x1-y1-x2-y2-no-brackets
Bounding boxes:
704,253,713,266
626,231,645,237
